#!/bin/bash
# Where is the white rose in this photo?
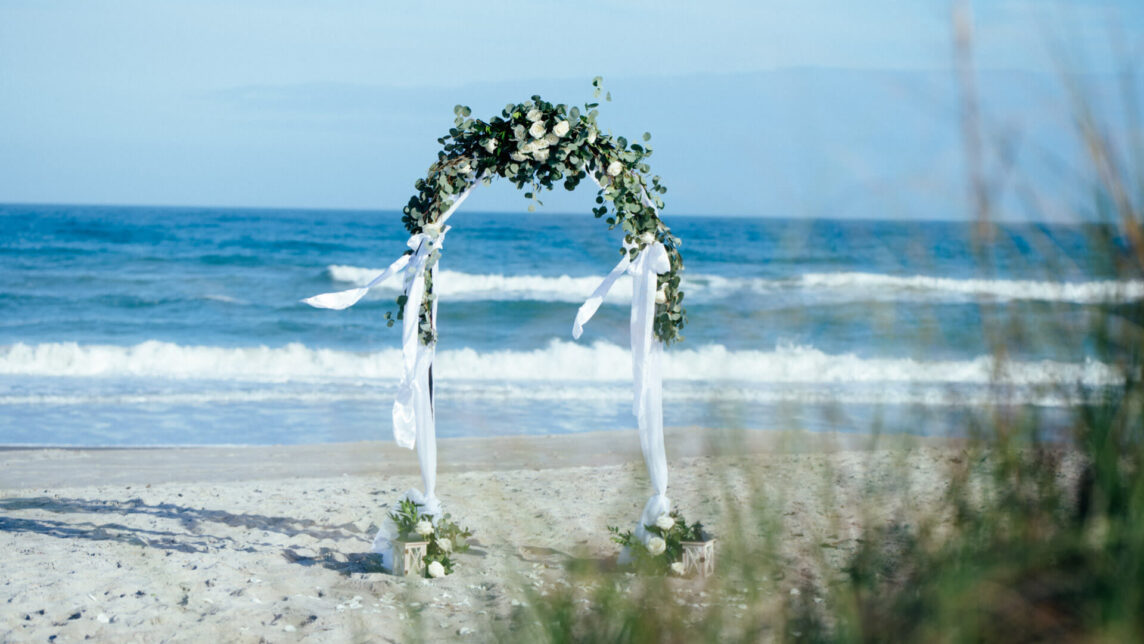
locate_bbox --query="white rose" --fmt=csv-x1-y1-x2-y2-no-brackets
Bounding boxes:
639,232,656,245
457,161,471,174
526,108,543,122
420,222,442,240
544,132,560,146
438,537,452,553
587,128,597,144
655,288,668,305
606,160,623,177
529,121,547,139
520,140,537,154
553,120,570,137
427,561,446,578
509,151,527,162
655,514,674,531
483,139,497,153
670,561,686,576
414,519,434,537
512,124,527,140
532,137,550,149
646,536,666,556
532,148,550,162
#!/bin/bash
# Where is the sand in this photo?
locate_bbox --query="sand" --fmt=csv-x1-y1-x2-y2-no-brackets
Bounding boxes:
0,428,959,642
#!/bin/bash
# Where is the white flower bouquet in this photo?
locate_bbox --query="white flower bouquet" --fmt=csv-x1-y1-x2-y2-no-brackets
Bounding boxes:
608,509,711,575
388,498,473,578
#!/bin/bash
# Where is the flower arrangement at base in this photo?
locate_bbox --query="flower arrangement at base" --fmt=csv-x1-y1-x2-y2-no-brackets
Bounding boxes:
388,498,473,578
608,509,711,576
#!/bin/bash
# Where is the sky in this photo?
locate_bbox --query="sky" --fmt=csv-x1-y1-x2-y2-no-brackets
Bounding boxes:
0,0,1141,218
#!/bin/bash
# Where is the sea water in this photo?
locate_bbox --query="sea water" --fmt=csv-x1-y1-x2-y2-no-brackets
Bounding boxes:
0,204,1132,446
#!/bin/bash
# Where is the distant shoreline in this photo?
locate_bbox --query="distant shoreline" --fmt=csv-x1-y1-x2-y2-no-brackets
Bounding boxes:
0,427,956,490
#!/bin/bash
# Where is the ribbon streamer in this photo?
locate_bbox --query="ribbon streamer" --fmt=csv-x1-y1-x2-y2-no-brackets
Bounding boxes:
574,240,671,549
301,254,411,310
576,163,673,549
303,181,478,563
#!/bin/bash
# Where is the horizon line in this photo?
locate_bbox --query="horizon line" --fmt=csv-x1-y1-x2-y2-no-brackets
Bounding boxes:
0,200,1094,225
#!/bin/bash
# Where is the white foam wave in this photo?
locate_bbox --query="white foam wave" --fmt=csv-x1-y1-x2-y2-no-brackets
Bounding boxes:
0,340,1121,388
798,272,1144,303
326,265,1144,304
0,384,1086,408
327,265,633,303
200,294,248,305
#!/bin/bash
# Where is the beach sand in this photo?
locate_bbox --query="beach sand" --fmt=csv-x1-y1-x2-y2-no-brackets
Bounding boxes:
1,428,961,642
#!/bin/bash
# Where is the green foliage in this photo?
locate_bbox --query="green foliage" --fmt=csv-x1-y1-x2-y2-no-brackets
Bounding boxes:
608,509,709,575
388,498,474,577
396,77,687,347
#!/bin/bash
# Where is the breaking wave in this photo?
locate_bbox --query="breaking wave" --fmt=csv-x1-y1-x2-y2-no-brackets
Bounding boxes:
0,340,1121,387
325,265,1144,305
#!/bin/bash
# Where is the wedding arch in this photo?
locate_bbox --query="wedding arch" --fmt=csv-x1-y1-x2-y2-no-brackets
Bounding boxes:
305,86,687,569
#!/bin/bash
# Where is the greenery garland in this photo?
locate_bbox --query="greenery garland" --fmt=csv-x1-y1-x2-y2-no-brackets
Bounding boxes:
385,78,687,346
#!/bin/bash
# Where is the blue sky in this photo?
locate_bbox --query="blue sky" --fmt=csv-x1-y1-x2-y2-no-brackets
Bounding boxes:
0,1,1140,218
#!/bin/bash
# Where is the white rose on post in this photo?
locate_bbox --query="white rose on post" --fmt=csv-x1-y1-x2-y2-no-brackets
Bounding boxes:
427,561,446,578
438,537,452,553
414,519,434,537
529,120,547,139
420,222,442,240
483,139,497,154
655,514,675,531
552,120,570,137
670,561,686,576
647,536,666,556
607,160,624,177
526,108,543,122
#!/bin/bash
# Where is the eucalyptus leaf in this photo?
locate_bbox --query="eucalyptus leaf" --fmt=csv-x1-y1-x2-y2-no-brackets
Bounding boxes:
393,86,685,347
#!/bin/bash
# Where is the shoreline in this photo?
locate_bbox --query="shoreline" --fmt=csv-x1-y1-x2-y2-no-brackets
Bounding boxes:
0,427,956,490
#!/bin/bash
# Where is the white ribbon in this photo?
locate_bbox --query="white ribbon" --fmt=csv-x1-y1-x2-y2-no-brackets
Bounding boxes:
572,251,631,340
301,253,411,310
303,182,478,570
577,163,674,551
303,180,477,444
573,239,671,552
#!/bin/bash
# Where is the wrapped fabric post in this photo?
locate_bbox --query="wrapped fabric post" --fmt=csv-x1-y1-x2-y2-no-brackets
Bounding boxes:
303,186,474,569
574,237,672,558
629,240,671,547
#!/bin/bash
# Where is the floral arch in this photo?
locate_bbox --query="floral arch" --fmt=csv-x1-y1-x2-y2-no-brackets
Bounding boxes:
305,83,687,570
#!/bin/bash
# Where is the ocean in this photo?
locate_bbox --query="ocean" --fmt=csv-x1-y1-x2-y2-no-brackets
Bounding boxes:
0,203,1131,446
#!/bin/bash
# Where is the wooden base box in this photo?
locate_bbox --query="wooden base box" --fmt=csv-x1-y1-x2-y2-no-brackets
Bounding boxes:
392,540,428,577
681,539,716,578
